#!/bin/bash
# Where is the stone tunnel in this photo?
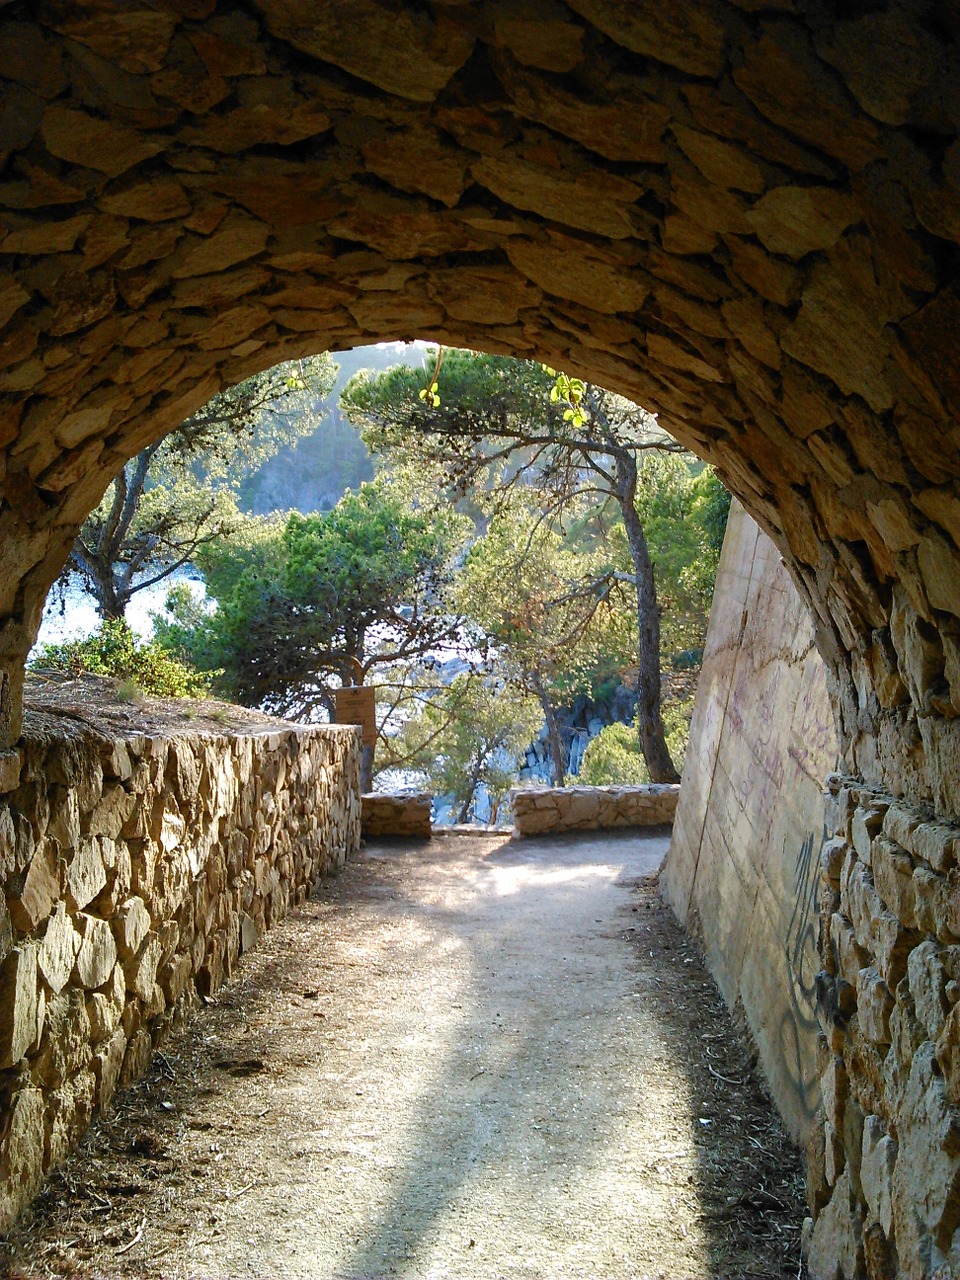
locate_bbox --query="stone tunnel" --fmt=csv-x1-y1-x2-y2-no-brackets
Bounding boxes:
0,2,958,1275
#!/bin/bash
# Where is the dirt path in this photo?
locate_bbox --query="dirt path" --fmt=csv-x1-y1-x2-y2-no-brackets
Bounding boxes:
2,832,805,1279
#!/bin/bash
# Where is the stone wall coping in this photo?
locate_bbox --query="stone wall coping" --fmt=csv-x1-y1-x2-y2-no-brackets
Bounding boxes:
511,784,682,797
19,712,359,747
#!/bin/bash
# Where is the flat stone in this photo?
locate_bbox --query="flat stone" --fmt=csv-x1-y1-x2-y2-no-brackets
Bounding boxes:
0,944,37,1068
65,840,107,912
782,241,894,413
471,153,641,240
507,234,648,314
857,966,894,1045
38,903,79,996
733,25,882,171
0,213,91,255
40,105,166,177
565,0,725,77
46,10,178,75
124,934,161,1001
10,840,60,933
255,0,475,102
92,1026,128,1110
74,914,118,991
99,180,191,223
114,896,151,960
170,215,269,279
0,1087,45,1234
747,186,857,258
861,1114,896,1236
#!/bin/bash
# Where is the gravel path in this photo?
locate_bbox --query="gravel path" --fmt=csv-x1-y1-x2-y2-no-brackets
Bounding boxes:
1,831,805,1279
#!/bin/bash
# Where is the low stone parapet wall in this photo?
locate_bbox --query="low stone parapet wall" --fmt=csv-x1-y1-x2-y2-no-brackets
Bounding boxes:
0,699,361,1231
806,775,960,1276
361,792,432,838
509,785,680,836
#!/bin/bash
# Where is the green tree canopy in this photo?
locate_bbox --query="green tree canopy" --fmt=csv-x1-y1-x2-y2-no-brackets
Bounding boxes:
343,348,727,782
156,479,471,723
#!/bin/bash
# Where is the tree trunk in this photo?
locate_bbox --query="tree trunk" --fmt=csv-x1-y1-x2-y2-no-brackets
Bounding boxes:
613,452,680,784
69,546,125,621
532,672,566,786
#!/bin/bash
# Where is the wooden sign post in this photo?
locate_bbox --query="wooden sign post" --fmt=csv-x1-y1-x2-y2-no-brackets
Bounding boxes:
334,686,377,791
334,686,377,746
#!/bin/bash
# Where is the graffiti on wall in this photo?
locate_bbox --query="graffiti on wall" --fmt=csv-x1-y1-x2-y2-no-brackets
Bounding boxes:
779,825,826,1123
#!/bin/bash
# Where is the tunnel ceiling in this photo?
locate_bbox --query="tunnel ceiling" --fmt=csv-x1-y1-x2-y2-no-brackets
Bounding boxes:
0,0,959,805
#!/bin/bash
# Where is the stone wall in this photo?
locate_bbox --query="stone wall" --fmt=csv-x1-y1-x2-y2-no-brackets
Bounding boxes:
807,779,960,1279
510,784,679,837
0,705,361,1231
361,792,432,839
663,501,838,1143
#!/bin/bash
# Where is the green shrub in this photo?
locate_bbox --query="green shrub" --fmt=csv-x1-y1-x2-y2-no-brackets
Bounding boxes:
575,693,696,786
576,721,649,785
31,620,213,699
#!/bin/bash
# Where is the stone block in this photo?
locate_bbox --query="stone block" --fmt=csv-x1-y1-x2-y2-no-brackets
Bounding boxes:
10,838,60,932
124,934,161,1001
38,902,79,996
47,787,80,849
159,952,193,1005
893,1044,960,1253
844,857,884,954
909,940,951,1044
884,802,922,852
872,835,917,928
119,1028,153,1091
86,983,122,1042
0,1087,45,1234
937,1003,960,1108
861,1114,896,1236
853,806,887,864
34,989,91,1088
806,1169,865,1280
0,944,37,1067
875,912,919,988
908,821,960,874
92,1026,127,1110
831,912,869,988
0,750,22,794
65,839,107,911
73,914,117,990
239,912,259,953
113,896,151,960
857,967,894,1045
821,838,848,889
45,1069,95,1173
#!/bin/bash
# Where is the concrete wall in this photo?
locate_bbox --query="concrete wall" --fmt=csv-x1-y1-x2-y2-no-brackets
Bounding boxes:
662,502,838,1142
0,706,361,1230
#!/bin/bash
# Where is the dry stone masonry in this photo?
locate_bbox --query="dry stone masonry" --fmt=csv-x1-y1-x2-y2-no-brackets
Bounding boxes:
361,792,432,839
0,3,957,1274
0,702,360,1231
510,784,679,836
809,778,960,1280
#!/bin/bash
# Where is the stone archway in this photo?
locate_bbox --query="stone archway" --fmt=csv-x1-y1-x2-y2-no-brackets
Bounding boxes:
1,3,959,1273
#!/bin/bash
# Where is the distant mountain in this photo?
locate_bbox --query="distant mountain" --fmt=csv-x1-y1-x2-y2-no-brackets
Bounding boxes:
240,343,428,515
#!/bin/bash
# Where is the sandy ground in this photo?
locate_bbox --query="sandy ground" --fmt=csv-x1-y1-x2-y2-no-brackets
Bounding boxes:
1,831,806,1279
